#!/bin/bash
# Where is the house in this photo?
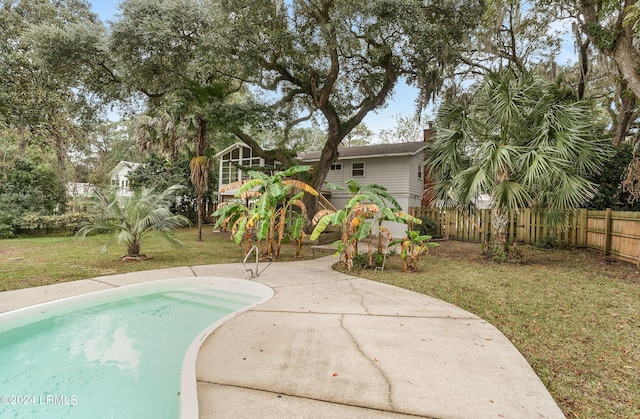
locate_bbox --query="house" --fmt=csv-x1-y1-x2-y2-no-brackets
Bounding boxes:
109,161,143,197
298,141,429,237
215,137,433,238
214,143,276,201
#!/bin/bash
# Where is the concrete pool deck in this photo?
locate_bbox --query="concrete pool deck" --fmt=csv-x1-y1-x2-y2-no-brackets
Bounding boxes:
0,256,565,418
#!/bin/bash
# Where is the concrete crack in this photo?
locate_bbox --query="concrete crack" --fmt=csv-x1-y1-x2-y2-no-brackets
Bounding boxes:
198,380,426,417
349,281,371,315
339,314,395,412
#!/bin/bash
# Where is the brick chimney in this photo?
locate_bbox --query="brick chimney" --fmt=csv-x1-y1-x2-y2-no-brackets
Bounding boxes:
423,120,436,142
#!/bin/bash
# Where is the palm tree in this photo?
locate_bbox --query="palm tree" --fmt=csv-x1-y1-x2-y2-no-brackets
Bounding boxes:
190,152,212,241
429,70,611,257
76,185,191,259
136,110,216,242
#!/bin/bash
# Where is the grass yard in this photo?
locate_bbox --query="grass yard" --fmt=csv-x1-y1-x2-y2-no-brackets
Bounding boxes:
1,229,638,417
0,227,332,291
344,241,640,418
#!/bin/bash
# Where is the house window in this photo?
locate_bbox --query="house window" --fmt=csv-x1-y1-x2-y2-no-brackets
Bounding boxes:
330,163,342,171
352,162,365,177
418,167,422,179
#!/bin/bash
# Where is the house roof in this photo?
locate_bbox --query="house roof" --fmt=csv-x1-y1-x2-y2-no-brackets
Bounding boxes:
109,161,143,177
215,142,251,159
297,141,428,162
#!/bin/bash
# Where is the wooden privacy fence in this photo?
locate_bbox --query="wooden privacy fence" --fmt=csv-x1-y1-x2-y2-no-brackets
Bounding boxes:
409,207,640,265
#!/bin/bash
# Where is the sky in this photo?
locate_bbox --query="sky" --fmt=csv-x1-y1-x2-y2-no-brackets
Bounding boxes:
89,1,574,134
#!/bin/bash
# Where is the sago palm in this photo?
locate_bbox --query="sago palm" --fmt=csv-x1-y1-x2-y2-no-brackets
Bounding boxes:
76,185,191,259
429,70,611,257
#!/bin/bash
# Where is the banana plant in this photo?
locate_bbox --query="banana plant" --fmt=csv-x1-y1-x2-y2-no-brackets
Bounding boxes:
289,210,307,258
310,179,421,270
391,230,439,272
213,166,318,259
212,200,257,255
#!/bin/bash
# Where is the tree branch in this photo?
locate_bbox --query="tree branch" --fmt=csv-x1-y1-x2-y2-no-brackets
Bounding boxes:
280,111,314,148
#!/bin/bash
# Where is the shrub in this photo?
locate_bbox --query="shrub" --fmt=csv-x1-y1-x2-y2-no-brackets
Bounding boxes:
0,224,14,239
351,250,389,270
311,178,420,270
481,241,527,262
535,234,571,250
213,166,316,259
17,212,92,235
417,215,439,238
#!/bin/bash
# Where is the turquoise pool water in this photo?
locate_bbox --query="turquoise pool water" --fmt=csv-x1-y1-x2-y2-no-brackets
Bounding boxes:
0,278,272,419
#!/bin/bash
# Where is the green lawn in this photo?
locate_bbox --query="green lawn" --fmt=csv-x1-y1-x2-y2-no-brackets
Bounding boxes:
0,227,331,291
1,230,638,417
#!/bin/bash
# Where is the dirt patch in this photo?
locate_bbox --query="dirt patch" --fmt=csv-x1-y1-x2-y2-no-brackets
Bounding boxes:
0,248,29,260
120,255,153,261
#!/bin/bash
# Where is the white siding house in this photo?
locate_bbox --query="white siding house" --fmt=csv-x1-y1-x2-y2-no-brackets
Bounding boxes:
214,141,429,238
298,142,429,238
109,161,143,197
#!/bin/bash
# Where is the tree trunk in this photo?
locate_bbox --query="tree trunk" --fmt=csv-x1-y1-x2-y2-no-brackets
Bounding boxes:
196,190,203,241
305,127,342,224
611,24,640,101
614,78,637,145
127,241,141,258
490,206,510,258
194,116,209,241
581,0,640,100
54,133,68,213
576,31,590,100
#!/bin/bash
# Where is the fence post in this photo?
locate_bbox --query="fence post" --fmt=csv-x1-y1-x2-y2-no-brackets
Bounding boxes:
522,208,531,244
444,208,451,240
508,210,515,244
578,209,587,248
604,208,612,256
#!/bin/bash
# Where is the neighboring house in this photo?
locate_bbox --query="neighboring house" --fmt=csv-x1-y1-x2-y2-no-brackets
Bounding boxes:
109,161,143,197
298,141,429,238
215,139,432,238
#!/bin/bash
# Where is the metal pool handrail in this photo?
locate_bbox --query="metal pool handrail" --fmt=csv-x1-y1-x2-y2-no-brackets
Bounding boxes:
242,245,272,278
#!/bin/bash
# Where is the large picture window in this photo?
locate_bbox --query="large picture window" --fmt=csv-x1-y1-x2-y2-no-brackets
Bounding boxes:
220,145,264,186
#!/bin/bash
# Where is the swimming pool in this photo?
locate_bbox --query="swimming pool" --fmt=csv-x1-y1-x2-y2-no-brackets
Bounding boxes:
0,277,273,419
